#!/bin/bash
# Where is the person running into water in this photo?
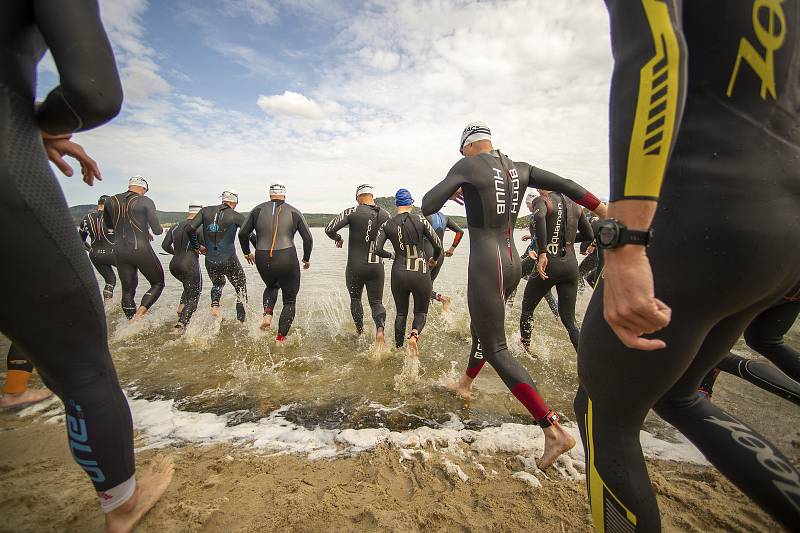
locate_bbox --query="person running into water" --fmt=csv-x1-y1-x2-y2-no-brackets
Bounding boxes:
1,1,173,529
520,192,558,316
520,189,593,352
188,190,248,321
240,182,313,343
699,283,800,406
574,2,800,530
425,211,463,312
104,176,165,320
374,189,442,356
0,344,52,408
79,195,117,303
422,122,606,468
162,201,205,331
325,184,391,349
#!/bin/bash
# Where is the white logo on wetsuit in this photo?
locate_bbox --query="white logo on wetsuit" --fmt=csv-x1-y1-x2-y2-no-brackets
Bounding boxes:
493,167,520,215
474,341,483,360
546,201,563,256
706,415,800,512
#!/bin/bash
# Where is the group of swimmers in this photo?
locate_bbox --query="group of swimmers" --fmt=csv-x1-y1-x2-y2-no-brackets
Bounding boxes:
2,1,800,532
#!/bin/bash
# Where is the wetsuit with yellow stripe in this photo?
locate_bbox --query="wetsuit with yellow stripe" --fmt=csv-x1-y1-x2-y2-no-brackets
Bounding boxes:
239,200,313,338
575,1,800,530
79,209,116,300
103,191,164,319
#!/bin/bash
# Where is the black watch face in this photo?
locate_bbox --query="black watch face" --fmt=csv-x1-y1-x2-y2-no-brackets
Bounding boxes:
598,226,616,246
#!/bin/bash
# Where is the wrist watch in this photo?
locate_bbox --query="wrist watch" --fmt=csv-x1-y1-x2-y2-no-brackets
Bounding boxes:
594,219,652,250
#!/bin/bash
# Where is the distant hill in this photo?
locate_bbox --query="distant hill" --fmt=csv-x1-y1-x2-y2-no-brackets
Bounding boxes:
70,196,469,228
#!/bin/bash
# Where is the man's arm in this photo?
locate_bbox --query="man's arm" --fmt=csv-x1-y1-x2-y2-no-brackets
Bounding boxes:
146,198,162,235
422,159,468,216
78,215,91,250
238,208,258,255
295,211,313,263
373,222,393,259
528,166,605,217
161,227,175,255
325,208,351,243
446,217,464,249
422,217,443,262
186,209,204,250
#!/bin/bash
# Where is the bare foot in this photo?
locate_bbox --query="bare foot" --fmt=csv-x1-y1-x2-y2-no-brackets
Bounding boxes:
260,314,272,331
374,329,386,352
441,295,452,312
104,298,114,307
211,306,221,318
132,306,148,320
176,304,185,318
172,323,185,335
105,455,175,533
0,388,53,408
538,424,576,469
520,339,531,354
408,332,420,357
446,374,473,401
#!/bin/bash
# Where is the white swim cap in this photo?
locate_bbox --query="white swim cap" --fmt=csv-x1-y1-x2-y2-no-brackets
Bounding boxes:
221,190,239,203
356,183,375,196
269,182,286,196
129,175,149,191
460,121,492,154
188,201,203,214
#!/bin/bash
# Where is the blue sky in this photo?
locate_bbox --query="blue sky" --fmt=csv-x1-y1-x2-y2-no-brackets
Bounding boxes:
41,0,614,215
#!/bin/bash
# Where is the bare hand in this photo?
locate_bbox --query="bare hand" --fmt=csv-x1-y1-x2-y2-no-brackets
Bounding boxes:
584,243,596,255
244,253,255,265
335,239,343,248
521,234,531,242
303,261,310,270
199,245,207,255
41,133,102,186
528,250,538,260
450,188,464,205
537,254,548,279
603,246,671,350
428,257,438,269
444,248,454,257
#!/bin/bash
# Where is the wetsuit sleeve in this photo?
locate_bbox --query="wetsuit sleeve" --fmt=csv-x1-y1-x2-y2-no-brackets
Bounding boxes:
529,166,601,211
532,199,548,254
325,209,350,242
446,217,464,248
238,208,258,255
605,0,687,201
144,198,162,235
528,218,540,254
577,208,594,243
187,209,203,250
374,222,392,259
294,210,313,263
33,0,123,134
161,227,175,254
78,215,91,250
422,218,443,261
422,159,469,216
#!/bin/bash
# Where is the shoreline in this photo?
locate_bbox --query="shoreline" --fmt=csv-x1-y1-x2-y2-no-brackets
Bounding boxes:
0,416,782,532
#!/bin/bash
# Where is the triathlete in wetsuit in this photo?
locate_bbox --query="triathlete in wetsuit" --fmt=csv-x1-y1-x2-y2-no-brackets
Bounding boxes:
79,195,116,302
1,0,172,523
574,3,800,530
188,191,248,321
422,121,605,468
425,211,464,310
104,177,164,319
520,193,559,316
0,344,51,408
699,285,800,406
240,183,313,341
520,191,593,351
325,184,390,346
162,202,205,330
374,190,443,355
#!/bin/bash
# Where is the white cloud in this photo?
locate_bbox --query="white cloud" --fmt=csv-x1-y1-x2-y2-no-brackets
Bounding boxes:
257,91,325,119
221,0,278,25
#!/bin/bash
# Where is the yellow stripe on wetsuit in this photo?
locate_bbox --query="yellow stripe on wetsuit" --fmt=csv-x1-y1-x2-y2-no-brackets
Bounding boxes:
624,0,683,200
586,399,637,533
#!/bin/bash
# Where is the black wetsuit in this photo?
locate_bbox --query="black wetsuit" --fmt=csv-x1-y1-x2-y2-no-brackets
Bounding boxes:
422,150,601,425
574,3,800,530
162,220,204,326
577,215,601,290
520,193,592,351
425,212,464,301
374,213,442,347
699,288,800,406
189,204,247,321
521,229,559,316
79,209,116,300
104,191,164,319
240,200,313,337
325,204,390,334
1,0,134,505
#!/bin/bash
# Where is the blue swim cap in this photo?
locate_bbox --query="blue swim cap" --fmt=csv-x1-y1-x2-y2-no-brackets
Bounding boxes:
395,189,414,206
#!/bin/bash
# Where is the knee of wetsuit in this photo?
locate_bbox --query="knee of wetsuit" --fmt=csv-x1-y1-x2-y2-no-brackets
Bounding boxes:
743,326,778,350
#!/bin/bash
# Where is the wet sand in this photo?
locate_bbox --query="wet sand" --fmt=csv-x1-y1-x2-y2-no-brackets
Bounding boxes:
0,420,781,533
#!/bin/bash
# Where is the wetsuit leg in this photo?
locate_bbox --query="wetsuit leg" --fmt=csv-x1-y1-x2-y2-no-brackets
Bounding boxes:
743,299,800,382
90,251,116,299
4,344,34,394
391,272,411,348
225,256,248,321
0,98,135,500
554,271,580,351
115,258,139,319
206,260,226,307
544,290,559,317
579,253,598,286
365,270,386,331
707,354,800,406
412,274,433,334
255,251,279,316
345,268,366,334
171,261,202,326
277,254,301,337
138,248,164,310
429,259,443,301
520,275,557,348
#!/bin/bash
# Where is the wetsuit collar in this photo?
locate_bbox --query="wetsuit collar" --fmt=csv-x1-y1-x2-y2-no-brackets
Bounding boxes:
272,199,285,206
